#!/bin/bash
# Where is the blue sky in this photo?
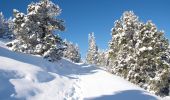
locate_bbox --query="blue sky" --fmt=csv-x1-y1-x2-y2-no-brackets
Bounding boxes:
0,0,170,59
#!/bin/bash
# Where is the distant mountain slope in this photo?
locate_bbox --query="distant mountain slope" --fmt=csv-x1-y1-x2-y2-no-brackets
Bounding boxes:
0,41,168,100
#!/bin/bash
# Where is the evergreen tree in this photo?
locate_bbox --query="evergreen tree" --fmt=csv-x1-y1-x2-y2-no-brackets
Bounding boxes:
108,11,139,77
0,12,5,37
63,40,81,63
86,32,99,64
10,0,65,61
0,12,13,39
108,11,170,96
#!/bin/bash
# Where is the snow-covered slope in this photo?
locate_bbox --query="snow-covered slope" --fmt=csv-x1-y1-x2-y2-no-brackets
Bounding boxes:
0,41,168,100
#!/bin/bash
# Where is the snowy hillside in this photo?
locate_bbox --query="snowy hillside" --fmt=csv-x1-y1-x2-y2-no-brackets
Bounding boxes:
0,41,169,100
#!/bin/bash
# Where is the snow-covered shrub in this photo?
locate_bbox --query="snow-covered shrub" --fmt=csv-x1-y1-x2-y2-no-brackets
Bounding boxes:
108,11,170,96
63,40,81,63
96,50,109,67
44,47,64,62
10,0,65,61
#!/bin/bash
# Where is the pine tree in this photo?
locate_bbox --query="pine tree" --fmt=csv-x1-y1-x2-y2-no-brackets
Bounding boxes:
108,11,170,96
0,12,5,37
108,11,140,77
10,0,65,61
63,40,81,63
0,12,13,39
86,32,99,64
134,21,170,96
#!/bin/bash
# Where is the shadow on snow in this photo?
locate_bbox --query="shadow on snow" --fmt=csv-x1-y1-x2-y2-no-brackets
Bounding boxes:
86,90,158,100
0,70,22,100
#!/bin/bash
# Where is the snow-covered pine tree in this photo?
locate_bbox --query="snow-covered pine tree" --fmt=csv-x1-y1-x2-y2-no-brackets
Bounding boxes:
108,11,140,77
11,0,65,61
0,12,13,39
133,21,170,96
0,12,5,37
86,32,99,64
63,40,81,63
108,11,170,96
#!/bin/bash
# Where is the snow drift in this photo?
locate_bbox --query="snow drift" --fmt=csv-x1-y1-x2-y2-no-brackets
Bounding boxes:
0,41,169,100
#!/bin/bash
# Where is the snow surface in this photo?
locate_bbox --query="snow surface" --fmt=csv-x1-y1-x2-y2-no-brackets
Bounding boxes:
0,41,169,100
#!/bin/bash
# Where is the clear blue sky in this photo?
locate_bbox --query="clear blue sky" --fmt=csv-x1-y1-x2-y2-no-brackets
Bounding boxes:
0,0,170,59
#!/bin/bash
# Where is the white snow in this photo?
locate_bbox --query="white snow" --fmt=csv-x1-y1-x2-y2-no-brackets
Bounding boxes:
21,23,25,27
0,41,168,100
139,46,153,52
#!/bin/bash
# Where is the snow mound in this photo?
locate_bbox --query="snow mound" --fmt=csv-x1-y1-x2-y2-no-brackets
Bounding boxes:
0,41,168,100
